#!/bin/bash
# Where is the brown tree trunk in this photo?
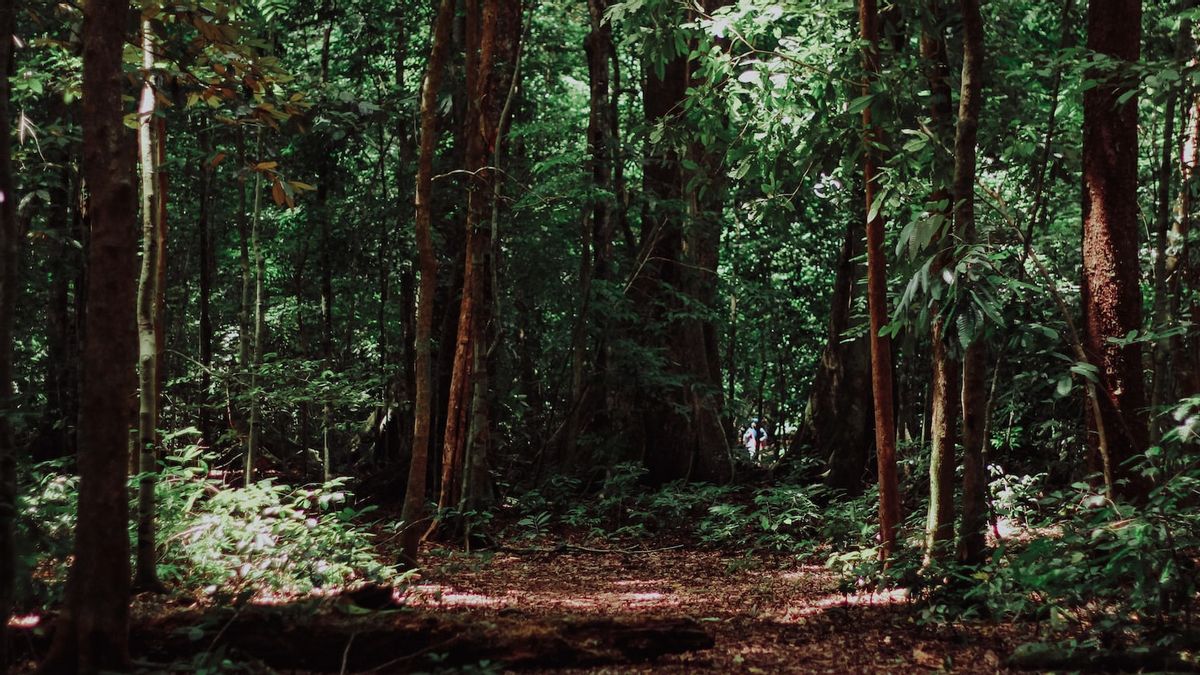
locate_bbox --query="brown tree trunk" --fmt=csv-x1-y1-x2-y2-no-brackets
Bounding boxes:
920,0,958,561
400,0,455,563
1022,0,1076,262
954,0,988,564
438,0,523,515
41,0,138,667
860,0,900,560
0,0,18,662
198,124,215,449
632,1,731,485
799,213,873,493
1081,0,1148,501
563,0,617,470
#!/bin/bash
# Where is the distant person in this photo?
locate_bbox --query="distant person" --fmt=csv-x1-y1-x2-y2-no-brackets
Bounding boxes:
742,419,763,461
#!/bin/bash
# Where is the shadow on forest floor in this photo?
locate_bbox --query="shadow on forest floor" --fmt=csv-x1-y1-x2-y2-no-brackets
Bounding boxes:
11,548,1037,673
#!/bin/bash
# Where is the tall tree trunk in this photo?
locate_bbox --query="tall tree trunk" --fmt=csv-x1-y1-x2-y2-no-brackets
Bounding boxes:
1151,85,1179,439
41,0,137,667
1022,0,1076,261
632,1,731,485
921,0,958,561
246,134,266,488
198,124,215,449
400,0,455,563
1174,99,1200,392
955,0,987,564
439,0,523,515
1081,0,1147,501
798,212,873,492
0,0,18,662
564,0,617,469
860,0,900,560
134,19,164,591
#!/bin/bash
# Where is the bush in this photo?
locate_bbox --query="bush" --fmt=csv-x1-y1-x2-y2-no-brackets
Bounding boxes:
17,437,401,610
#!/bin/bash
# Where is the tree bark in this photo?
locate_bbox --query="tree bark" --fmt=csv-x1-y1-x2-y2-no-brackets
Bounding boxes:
0,0,18,662
920,0,958,561
798,213,873,493
134,19,164,591
860,0,900,560
954,0,987,564
41,0,137,667
438,0,523,515
1081,0,1148,501
198,124,215,450
246,134,266,488
632,0,731,486
400,0,455,563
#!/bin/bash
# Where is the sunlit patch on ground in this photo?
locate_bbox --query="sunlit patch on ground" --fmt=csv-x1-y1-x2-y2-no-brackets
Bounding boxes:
7,614,40,629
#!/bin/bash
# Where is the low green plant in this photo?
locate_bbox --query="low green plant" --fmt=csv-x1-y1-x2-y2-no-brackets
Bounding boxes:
18,438,401,609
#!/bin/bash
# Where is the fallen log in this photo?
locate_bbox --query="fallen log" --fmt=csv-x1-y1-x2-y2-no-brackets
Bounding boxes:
1007,642,1200,673
129,605,713,672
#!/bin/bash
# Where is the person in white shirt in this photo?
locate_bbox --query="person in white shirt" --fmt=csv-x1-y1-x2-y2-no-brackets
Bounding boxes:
742,419,763,461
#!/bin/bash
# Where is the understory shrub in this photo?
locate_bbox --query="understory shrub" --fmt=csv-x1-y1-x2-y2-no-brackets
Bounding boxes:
17,436,399,611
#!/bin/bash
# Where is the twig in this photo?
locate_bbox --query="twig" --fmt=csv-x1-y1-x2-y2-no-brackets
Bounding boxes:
494,543,684,555
340,632,357,675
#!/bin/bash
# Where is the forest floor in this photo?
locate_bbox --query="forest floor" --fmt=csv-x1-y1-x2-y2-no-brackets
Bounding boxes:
402,546,1031,674
11,542,1045,674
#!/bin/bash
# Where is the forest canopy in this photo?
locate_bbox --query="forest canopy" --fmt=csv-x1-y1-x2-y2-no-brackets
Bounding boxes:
1,0,1199,672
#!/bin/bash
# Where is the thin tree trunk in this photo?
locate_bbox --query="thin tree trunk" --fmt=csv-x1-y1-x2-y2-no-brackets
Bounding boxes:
860,0,900,560
439,0,523,515
246,133,266,488
198,124,215,449
1021,0,1076,262
921,0,958,561
0,0,18,662
1081,0,1148,501
955,0,988,564
41,0,137,666
400,0,455,563
134,19,164,591
1151,85,1179,439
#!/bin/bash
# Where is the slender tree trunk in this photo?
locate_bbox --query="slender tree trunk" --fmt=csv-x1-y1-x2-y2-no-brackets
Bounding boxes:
439,0,523,515
134,20,164,590
246,134,266,488
860,0,900,560
1174,98,1199,392
0,0,18,662
41,0,137,667
400,0,455,563
954,0,988,564
1081,0,1148,501
1152,87,1179,439
198,125,215,449
1022,0,1076,261
921,0,958,561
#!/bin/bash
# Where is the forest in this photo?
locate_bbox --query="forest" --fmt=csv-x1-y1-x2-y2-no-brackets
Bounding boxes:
1,0,1199,671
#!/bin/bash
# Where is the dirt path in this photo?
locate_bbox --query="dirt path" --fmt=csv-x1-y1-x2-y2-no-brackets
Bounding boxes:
408,548,1026,673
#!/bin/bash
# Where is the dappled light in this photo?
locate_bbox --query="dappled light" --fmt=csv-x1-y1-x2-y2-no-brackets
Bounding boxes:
2,0,1199,672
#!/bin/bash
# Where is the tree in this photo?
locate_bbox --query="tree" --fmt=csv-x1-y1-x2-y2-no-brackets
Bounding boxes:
860,0,901,560
955,0,988,564
134,17,165,591
1081,0,1147,500
631,0,731,485
0,0,18,662
41,0,137,668
400,0,455,563
438,0,524,514
921,0,958,561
